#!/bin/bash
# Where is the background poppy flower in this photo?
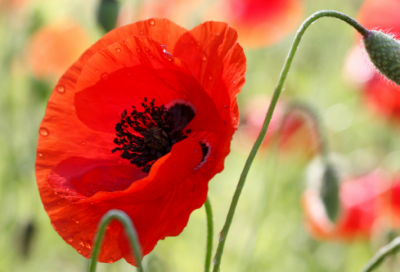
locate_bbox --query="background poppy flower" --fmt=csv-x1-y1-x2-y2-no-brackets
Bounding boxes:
27,20,91,80
35,18,246,265
234,95,315,156
303,170,389,240
345,0,400,122
205,0,303,48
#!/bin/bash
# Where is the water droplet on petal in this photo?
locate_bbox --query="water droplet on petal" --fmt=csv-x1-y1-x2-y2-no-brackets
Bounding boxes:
67,237,73,243
164,51,172,59
116,48,121,53
224,105,228,108
161,45,167,50
137,48,141,53
37,152,43,157
78,239,84,246
202,56,207,61
56,85,65,93
78,250,82,253
149,19,155,26
140,31,144,35
81,141,86,145
209,75,213,80
62,228,66,231
144,47,149,52
39,127,49,136
101,73,109,80
95,70,99,73
85,241,91,249
108,257,114,264
75,220,80,224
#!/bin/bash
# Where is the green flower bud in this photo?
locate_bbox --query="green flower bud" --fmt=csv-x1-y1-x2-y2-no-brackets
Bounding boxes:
363,30,400,86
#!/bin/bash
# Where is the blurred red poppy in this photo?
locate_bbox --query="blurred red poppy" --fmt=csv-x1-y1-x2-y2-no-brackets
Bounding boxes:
28,21,91,80
206,0,303,48
381,174,400,228
345,0,400,121
234,95,315,156
303,170,389,240
35,18,246,265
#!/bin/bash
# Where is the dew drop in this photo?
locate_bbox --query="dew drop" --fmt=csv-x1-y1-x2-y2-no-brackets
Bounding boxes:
116,48,121,53
108,257,114,264
113,44,117,48
78,239,84,246
202,56,207,61
144,47,149,52
62,228,66,232
56,85,65,93
164,51,172,59
161,45,167,50
95,70,99,73
67,237,73,243
224,105,228,108
78,250,82,253
39,127,49,136
233,81,236,84
37,152,43,157
101,73,109,80
75,220,80,224
209,75,213,80
137,48,142,53
85,241,91,249
81,141,86,145
126,72,132,77
140,31,144,35
124,41,127,45
149,19,155,26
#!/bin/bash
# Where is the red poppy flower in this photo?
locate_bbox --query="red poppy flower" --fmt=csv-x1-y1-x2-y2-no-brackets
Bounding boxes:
380,173,400,228
345,0,400,121
303,170,389,240
35,19,246,265
205,0,303,48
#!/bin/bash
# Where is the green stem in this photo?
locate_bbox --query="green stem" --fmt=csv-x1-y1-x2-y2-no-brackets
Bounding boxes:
88,210,144,272
204,197,214,272
361,237,400,272
212,10,368,272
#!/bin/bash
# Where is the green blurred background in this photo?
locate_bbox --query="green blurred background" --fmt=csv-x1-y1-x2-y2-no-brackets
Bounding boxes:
1,0,399,271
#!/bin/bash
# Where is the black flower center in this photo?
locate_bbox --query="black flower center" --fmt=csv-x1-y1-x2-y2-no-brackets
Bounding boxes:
112,98,198,173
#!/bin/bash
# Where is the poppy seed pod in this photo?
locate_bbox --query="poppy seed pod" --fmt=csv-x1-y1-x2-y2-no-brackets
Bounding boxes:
363,30,400,86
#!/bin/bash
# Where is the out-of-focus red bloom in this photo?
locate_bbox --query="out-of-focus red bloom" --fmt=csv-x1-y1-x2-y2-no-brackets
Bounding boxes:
345,0,400,121
303,170,389,240
381,174,400,228
27,21,91,80
234,95,315,155
206,0,303,48
35,19,246,265
117,0,201,29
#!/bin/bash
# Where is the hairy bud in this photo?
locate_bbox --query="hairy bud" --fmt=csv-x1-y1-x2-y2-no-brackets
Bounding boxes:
363,30,400,86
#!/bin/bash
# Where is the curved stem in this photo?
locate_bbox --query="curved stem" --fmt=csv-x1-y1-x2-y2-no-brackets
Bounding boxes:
204,197,214,272
88,210,144,272
212,10,368,272
361,237,400,272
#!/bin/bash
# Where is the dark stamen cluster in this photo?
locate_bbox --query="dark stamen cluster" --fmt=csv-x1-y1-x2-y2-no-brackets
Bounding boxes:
112,98,191,173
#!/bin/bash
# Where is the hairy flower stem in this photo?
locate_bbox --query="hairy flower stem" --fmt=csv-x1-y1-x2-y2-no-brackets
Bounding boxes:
88,210,144,272
212,10,369,272
361,237,400,272
204,197,214,272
